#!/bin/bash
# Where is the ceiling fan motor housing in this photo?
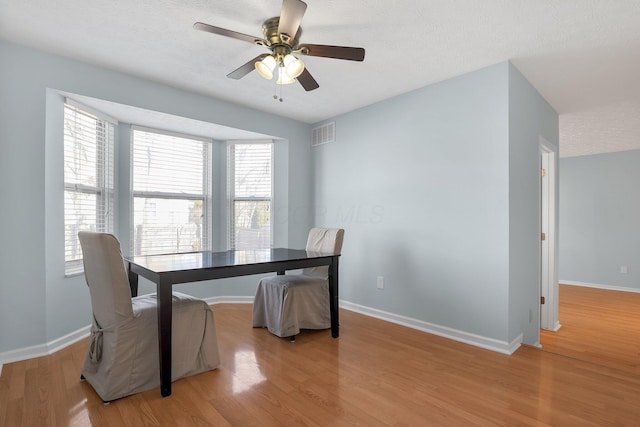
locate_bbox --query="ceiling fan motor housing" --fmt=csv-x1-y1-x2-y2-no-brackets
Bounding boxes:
261,17,302,55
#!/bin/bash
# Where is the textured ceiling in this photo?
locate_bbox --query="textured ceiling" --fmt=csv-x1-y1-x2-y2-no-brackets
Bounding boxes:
1,0,640,157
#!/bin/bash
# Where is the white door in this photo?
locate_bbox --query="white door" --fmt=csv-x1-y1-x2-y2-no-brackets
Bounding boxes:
540,139,560,331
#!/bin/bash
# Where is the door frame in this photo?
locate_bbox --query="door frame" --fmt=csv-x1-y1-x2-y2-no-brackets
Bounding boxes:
539,137,560,331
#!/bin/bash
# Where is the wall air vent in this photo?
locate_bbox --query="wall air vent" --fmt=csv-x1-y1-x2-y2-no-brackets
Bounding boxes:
312,122,335,147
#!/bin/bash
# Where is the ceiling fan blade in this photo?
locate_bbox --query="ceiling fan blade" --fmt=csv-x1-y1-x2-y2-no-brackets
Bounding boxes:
278,0,307,40
193,22,263,45
297,68,319,91
298,44,365,61
227,54,269,79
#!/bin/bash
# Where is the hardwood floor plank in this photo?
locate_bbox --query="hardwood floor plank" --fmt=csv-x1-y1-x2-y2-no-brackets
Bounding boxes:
1,302,639,426
540,284,640,374
3,398,25,427
6,359,26,401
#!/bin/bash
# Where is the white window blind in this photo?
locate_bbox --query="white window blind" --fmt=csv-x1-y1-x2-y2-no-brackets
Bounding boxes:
228,142,273,250
131,128,211,255
63,103,115,275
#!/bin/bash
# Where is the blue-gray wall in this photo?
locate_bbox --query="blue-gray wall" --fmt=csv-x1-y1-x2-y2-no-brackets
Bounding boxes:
508,63,559,344
559,150,640,290
312,62,558,347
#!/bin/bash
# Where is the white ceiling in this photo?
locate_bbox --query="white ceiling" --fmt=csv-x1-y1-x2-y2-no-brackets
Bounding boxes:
2,0,640,157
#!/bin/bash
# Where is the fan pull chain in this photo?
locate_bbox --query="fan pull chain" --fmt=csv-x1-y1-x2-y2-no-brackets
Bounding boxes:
273,81,284,102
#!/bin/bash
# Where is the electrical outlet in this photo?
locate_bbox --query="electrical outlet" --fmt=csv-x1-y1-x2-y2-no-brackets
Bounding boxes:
620,265,628,274
376,276,384,289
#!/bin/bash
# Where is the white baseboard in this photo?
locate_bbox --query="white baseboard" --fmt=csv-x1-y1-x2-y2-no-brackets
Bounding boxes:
340,300,522,355
0,325,91,377
560,280,640,294
205,295,254,305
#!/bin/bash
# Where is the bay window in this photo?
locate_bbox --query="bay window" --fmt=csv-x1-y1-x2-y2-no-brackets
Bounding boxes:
63,102,115,275
131,127,212,255
228,142,273,250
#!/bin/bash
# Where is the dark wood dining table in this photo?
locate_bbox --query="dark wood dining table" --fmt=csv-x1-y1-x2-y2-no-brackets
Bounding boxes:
125,248,340,397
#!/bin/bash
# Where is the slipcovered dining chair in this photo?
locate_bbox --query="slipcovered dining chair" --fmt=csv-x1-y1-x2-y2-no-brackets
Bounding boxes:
252,228,344,340
78,231,220,402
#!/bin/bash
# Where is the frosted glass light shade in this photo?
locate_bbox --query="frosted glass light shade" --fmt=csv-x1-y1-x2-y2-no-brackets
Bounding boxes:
283,54,304,78
276,66,295,84
255,55,277,80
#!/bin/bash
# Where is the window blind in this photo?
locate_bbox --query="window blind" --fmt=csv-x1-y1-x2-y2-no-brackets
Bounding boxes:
63,103,115,275
131,128,211,255
228,142,273,250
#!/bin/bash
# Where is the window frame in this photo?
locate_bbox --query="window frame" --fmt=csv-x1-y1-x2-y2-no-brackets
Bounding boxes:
63,101,116,275
227,141,274,250
130,126,213,256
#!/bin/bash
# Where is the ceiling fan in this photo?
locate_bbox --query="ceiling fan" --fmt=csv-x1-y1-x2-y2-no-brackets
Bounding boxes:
193,0,365,92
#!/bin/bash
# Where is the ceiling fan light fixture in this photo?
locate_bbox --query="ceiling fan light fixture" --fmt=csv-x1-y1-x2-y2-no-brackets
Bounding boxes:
194,0,365,92
255,55,277,80
276,66,296,85
283,54,304,78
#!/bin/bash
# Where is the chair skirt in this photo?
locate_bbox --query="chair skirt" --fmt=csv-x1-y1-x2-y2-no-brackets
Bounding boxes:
82,291,220,402
252,275,330,338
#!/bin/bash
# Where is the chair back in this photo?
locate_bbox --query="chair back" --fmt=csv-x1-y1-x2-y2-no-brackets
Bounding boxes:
78,232,133,327
303,228,344,277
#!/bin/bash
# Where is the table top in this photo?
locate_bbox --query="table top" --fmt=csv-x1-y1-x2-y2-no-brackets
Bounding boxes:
125,248,338,274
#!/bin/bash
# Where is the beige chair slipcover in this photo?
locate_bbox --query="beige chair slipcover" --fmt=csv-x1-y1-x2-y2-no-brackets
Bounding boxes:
78,231,220,402
252,228,344,338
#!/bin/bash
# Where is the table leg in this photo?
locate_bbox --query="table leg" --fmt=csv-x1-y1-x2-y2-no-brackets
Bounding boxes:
127,263,139,297
328,256,340,338
157,280,173,397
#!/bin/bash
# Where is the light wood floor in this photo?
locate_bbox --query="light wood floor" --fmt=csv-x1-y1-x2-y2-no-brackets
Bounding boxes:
2,303,639,426
540,284,640,375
